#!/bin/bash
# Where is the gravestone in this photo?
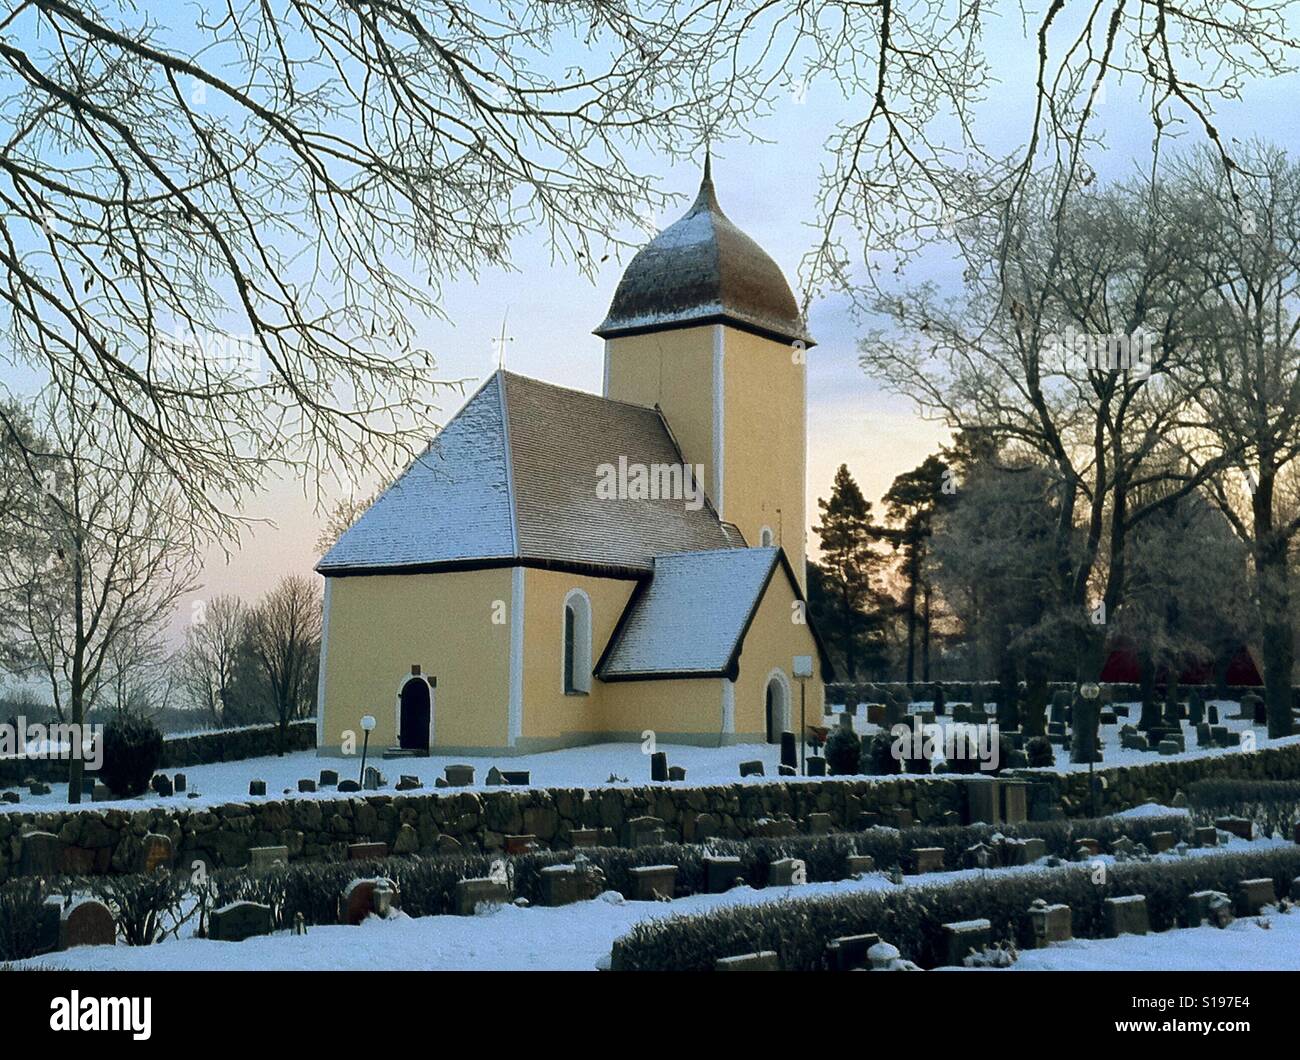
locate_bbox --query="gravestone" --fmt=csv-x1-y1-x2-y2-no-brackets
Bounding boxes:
210,901,274,942
59,897,117,950
942,918,992,966
297,778,317,793
622,816,666,847
1236,878,1276,916
0,791,19,804
650,751,668,782
339,877,400,925
1194,826,1219,847
18,831,63,877
348,841,389,861
826,932,880,971
806,755,827,777
25,781,48,796
768,857,806,886
911,847,945,874
738,760,764,777
967,779,1002,825
173,773,187,793
1186,890,1233,928
629,864,678,901
319,769,339,787
140,833,173,874
454,876,511,915
1149,831,1176,854
714,951,779,971
538,864,588,907
338,779,361,793
249,845,289,873
249,779,267,797
362,767,384,790
667,766,687,782
1000,781,1028,824
567,829,598,849
1208,704,1219,724
1028,899,1071,946
1103,895,1149,937
486,767,506,785
705,854,743,894
806,812,832,835
396,775,422,790
964,841,996,869
780,731,798,770
444,764,474,786
847,854,875,875
1215,816,1253,841
502,770,530,785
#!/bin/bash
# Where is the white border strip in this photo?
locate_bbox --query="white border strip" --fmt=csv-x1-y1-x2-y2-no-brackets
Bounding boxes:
508,566,525,746
315,578,332,749
712,324,725,517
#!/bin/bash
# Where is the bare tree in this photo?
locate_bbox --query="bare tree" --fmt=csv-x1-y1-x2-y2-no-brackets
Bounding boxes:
1171,143,1300,736
175,595,249,726
0,381,199,801
247,576,321,753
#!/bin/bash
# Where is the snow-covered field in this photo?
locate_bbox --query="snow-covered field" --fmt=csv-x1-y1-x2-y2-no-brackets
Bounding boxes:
2,700,1291,814
11,825,1287,971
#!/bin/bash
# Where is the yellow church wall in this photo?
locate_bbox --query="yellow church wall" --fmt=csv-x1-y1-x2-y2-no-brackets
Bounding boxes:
723,328,807,590
597,676,730,744
603,326,718,499
318,569,512,754
731,565,825,741
517,568,637,747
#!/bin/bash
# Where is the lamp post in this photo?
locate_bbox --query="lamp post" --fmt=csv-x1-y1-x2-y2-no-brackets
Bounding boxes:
359,714,376,785
793,655,814,775
1079,682,1101,817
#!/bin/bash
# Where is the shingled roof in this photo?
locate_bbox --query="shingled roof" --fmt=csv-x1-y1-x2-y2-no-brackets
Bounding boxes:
317,371,740,576
594,157,815,347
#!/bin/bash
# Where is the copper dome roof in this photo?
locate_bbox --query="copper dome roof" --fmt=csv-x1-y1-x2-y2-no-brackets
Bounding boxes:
594,158,814,347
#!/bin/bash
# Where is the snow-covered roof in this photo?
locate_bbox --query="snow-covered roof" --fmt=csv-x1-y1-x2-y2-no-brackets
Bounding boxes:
594,157,814,347
597,547,783,679
318,371,738,575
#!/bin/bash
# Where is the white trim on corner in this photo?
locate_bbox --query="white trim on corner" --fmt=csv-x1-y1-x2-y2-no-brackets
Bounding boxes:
712,324,725,518
561,586,594,694
764,667,793,734
508,566,525,746
722,678,735,735
315,578,332,749
602,338,612,398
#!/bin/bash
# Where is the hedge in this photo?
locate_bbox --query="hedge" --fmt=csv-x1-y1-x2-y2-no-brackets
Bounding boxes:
1185,779,1300,839
609,846,1300,970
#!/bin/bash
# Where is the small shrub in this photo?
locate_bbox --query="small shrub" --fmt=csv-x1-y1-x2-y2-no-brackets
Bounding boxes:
824,727,861,775
0,877,48,962
1026,736,1054,768
100,713,164,797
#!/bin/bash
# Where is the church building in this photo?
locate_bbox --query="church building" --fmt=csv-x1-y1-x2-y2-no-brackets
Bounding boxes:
315,160,830,756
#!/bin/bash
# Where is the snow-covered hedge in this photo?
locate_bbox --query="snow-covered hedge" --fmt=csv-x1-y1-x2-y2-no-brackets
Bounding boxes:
610,845,1300,971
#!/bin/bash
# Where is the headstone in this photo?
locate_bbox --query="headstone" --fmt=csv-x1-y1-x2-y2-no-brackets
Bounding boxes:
567,829,598,850
714,951,779,971
339,877,400,925
1236,878,1276,916
348,841,389,861
942,918,992,965
0,791,18,804
825,933,880,971
806,756,827,777
297,778,317,793
1103,894,1149,937
967,779,1002,825
1149,831,1176,854
1186,890,1233,928
28,780,50,796
780,731,798,770
1075,837,1102,856
140,832,173,874
18,831,63,877
667,766,687,782
964,841,997,869
629,864,678,901
911,847,945,874
454,876,511,915
444,764,474,786
502,770,531,785
210,901,274,941
1215,816,1253,841
846,854,875,875
395,775,422,791
739,760,764,777
56,897,117,950
705,854,743,893
1028,899,1071,946
1194,826,1219,847
361,766,384,791
650,751,668,782
622,816,666,848
173,773,187,793
539,864,587,907
338,779,361,793
486,766,506,786
249,779,267,796
1000,781,1028,824
806,812,832,835
249,845,289,873
319,769,339,787
768,858,807,886
1208,704,1220,724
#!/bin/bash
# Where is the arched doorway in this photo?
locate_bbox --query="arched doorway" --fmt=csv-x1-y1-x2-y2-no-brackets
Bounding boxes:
765,673,789,744
399,677,432,751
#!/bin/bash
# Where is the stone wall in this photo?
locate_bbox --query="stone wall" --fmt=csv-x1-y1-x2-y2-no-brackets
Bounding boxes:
5,739,1300,882
826,681,1278,704
0,720,316,788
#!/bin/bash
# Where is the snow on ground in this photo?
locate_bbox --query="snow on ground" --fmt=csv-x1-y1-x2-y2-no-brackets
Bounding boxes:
3,700,1292,814
1004,909,1299,971
10,832,1282,971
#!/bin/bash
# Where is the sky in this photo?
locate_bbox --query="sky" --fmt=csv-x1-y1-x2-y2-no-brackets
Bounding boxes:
3,4,1297,652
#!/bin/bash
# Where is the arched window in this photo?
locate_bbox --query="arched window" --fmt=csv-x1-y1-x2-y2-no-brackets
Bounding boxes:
563,589,593,694
759,526,774,547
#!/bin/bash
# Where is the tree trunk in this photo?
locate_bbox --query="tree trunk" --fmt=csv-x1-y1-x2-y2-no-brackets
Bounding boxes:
1254,470,1295,739
1138,651,1161,731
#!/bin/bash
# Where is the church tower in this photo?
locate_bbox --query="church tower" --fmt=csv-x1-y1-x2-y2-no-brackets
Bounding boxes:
596,157,814,588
